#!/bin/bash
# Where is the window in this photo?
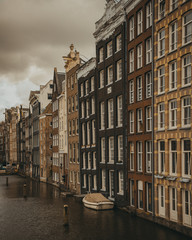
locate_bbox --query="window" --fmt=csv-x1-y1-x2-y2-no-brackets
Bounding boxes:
129,49,134,73
137,10,143,35
75,94,78,111
93,152,96,169
137,44,142,69
118,135,123,163
181,97,191,128
91,97,95,115
80,83,84,97
101,138,105,163
137,108,143,133
73,143,76,162
129,16,134,41
69,144,72,162
169,100,177,129
158,66,165,94
81,102,85,118
85,80,89,95
101,169,106,191
72,97,74,112
109,137,114,163
116,59,122,81
146,71,152,98
100,101,105,130
169,21,177,52
68,98,71,113
137,76,142,101
108,99,114,128
158,102,165,130
169,140,177,175
129,80,134,104
82,123,85,146
69,121,72,136
146,38,152,64
158,29,165,57
138,181,143,209
48,93,52,100
182,55,191,87
88,152,91,169
92,120,96,144
76,119,79,135
159,0,165,19
107,41,112,58
87,122,91,145
86,99,89,118
147,183,152,212
170,0,178,11
82,153,86,169
72,119,75,135
117,95,123,127
158,185,165,217
146,106,152,132
118,171,124,195
93,175,97,190
146,141,152,173
129,111,134,134
107,65,113,85
183,12,192,45
91,77,94,92
99,70,104,88
71,76,74,90
182,139,191,177
115,34,122,52
130,180,134,206
169,61,177,90
158,141,165,173
169,187,177,221
83,174,87,188
137,141,142,172
130,142,134,171
182,190,191,226
99,48,104,63
146,1,152,29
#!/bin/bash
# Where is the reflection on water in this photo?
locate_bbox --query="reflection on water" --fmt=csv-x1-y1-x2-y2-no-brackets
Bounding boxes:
0,175,190,240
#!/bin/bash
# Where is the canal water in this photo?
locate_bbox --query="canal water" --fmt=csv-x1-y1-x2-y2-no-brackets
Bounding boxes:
0,175,190,240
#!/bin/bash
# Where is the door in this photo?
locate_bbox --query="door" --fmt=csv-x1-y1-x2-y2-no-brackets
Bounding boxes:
109,171,115,198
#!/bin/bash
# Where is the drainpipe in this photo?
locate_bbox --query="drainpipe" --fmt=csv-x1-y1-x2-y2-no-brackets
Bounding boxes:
152,0,155,218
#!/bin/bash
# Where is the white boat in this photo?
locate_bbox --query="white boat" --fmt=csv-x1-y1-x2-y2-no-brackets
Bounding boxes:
82,193,114,210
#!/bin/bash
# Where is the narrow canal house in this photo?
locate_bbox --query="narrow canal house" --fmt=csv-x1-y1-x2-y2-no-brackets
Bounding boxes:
63,44,81,194
93,0,127,205
126,0,153,216
77,58,97,194
52,68,65,185
154,0,192,233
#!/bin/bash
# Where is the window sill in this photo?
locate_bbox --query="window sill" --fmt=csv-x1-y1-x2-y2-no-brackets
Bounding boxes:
157,55,165,61
156,129,165,132
180,84,191,90
167,89,177,94
115,78,122,83
116,162,123,165
167,49,177,56
168,7,178,16
180,127,191,130
156,16,166,24
106,83,113,88
108,162,114,164
180,42,192,50
117,192,124,196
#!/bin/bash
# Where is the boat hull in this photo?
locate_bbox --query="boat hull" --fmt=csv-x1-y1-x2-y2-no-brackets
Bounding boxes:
83,198,114,210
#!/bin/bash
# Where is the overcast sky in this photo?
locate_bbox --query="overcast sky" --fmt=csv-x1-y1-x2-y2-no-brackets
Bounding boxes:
0,0,105,121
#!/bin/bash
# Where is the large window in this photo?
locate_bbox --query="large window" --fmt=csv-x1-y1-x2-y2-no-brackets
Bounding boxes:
170,0,178,12
146,141,152,173
137,108,143,133
182,190,191,226
107,65,113,85
158,0,165,20
107,41,112,58
129,49,134,73
138,181,143,209
115,34,122,52
82,123,85,146
87,122,90,146
170,187,177,221
182,55,191,87
108,137,114,163
158,141,165,174
129,80,134,104
169,100,177,129
129,16,134,41
182,139,191,177
118,171,124,195
116,59,122,81
86,99,89,118
130,142,134,171
80,83,84,97
91,77,94,92
130,180,134,206
169,61,177,90
92,120,96,144
99,48,104,63
118,135,123,163
169,140,177,176
146,1,152,29
158,29,165,57
146,106,152,132
91,97,95,115
108,99,114,128
117,95,123,127
158,102,165,130
101,138,105,163
158,66,165,94
85,80,89,95
147,183,152,212
183,12,192,45
129,111,134,134
99,70,104,88
146,38,152,64
137,44,142,69
101,169,106,191
158,185,165,217
137,76,142,101
100,101,105,130
137,141,142,172
137,10,143,35
146,71,152,98
169,21,177,52
81,101,85,119
181,96,191,128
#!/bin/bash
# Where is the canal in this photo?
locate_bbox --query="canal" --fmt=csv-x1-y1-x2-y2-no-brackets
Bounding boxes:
0,175,190,240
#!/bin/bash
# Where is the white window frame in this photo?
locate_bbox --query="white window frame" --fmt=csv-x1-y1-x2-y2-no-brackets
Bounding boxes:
80,83,84,97
181,96,191,128
137,141,142,172
100,101,105,130
169,21,177,52
92,120,96,145
170,187,178,222
129,49,134,73
129,80,134,103
108,99,114,128
158,29,165,58
183,12,192,45
99,48,104,63
182,190,192,226
158,140,165,174
130,180,134,206
108,136,114,163
85,80,89,96
137,10,143,35
158,66,165,94
138,181,143,209
146,141,152,173
146,106,152,132
146,37,152,64
170,0,178,12
130,142,134,171
99,70,104,89
182,55,191,87
91,77,94,92
158,102,165,130
82,123,85,146
116,59,122,81
81,101,85,119
118,135,123,163
137,76,142,101
107,65,113,85
101,138,105,163
87,122,90,146
117,95,123,127
146,1,152,29
146,71,152,98
169,140,177,176
137,108,143,133
93,152,96,170
129,16,134,41
169,61,177,90
158,0,165,20
169,99,177,129
118,171,124,195
116,34,122,52
182,139,191,178
107,41,112,58
101,169,106,191
91,97,95,115
158,185,165,217
129,111,134,134
137,44,142,69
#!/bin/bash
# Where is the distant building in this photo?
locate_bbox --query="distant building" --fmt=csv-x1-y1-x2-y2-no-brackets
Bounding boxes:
0,122,6,164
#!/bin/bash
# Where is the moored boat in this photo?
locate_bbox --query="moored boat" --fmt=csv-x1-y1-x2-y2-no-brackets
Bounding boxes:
82,193,114,210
